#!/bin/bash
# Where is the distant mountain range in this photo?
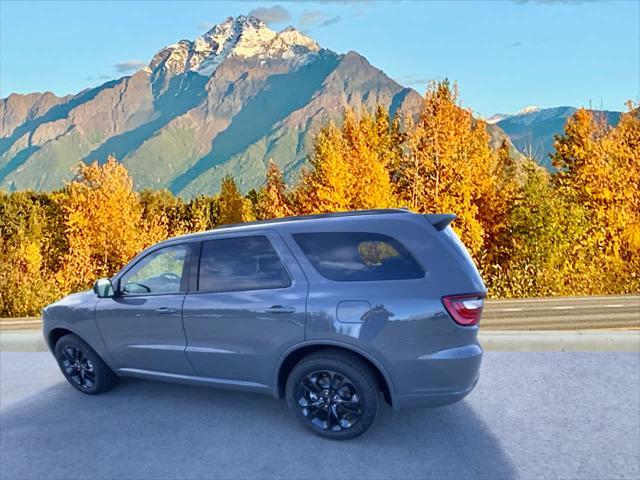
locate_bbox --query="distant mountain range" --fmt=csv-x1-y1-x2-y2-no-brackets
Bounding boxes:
488,106,622,169
0,15,617,196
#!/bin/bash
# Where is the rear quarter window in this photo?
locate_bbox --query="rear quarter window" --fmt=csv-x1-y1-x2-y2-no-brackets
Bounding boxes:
293,232,424,282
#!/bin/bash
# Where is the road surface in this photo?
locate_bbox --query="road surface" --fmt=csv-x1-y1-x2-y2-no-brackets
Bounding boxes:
2,295,637,331
1,352,638,479
481,295,639,330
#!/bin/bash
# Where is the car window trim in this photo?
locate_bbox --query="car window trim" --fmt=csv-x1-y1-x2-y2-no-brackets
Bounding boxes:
194,234,293,294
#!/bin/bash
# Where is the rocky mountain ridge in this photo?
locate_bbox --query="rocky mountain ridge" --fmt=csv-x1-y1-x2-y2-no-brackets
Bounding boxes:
0,15,516,197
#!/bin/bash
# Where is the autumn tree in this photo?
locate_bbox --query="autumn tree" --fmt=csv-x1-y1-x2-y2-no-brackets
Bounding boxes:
552,105,640,292
293,109,396,214
395,81,496,256
0,191,60,316
185,195,218,231
58,156,144,292
217,175,254,225
341,109,396,209
476,139,521,269
294,122,352,214
484,158,594,297
608,104,640,286
139,189,188,245
257,160,293,219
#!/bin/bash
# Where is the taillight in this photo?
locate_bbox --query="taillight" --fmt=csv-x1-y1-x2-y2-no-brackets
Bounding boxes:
442,294,485,326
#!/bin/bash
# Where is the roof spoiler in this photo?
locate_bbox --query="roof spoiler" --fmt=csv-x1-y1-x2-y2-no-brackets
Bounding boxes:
425,213,456,231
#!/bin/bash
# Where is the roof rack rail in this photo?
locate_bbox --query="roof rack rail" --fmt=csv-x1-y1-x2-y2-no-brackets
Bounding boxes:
214,208,412,230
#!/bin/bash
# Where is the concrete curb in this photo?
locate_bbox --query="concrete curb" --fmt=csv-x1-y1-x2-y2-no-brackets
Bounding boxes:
1,329,638,353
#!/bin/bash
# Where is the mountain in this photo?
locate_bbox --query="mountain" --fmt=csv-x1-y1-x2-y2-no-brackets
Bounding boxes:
494,106,622,169
0,15,516,197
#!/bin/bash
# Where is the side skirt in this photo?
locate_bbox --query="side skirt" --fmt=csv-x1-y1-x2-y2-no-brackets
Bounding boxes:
117,368,272,395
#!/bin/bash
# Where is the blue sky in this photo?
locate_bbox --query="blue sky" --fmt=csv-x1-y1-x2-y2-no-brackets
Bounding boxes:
1,0,638,116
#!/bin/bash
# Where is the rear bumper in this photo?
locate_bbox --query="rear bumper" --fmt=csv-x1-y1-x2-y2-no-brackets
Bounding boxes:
382,337,483,412
393,372,479,411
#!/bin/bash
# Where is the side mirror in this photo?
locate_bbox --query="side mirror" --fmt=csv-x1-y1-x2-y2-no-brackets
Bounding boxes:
93,278,115,298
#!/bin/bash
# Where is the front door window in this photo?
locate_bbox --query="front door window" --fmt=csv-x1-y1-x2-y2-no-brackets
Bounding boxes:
120,245,188,295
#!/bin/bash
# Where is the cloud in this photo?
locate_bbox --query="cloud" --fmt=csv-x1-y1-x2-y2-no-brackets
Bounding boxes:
320,16,341,27
248,5,291,25
395,74,432,88
299,11,342,28
113,60,146,73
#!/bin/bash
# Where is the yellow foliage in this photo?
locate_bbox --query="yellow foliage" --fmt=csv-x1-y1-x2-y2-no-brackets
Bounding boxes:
1,89,638,317
257,160,293,219
293,109,396,214
395,81,495,256
57,156,144,292
217,175,254,225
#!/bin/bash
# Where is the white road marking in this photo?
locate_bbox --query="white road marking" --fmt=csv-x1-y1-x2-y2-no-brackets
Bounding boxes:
494,308,524,312
552,306,575,310
605,304,625,308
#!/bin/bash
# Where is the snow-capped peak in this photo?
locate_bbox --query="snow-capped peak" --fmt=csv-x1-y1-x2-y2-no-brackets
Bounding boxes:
486,113,509,124
148,15,321,78
516,105,540,115
485,105,542,124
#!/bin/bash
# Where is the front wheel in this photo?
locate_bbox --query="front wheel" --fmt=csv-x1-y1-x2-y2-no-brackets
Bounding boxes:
54,334,117,394
286,350,379,439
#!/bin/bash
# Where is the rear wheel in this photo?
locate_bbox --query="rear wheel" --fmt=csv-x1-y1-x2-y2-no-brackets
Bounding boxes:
54,334,117,394
286,350,379,439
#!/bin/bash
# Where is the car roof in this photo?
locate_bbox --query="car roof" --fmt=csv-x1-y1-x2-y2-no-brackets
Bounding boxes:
155,209,416,246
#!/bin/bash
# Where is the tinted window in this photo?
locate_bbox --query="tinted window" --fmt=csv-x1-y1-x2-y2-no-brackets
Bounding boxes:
198,236,290,292
121,244,188,295
293,232,424,282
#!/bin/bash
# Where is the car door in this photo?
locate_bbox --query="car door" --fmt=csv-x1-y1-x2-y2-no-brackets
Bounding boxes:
182,231,308,389
95,242,196,375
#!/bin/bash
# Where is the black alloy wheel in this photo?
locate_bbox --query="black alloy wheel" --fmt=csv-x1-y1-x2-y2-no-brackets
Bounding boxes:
295,370,363,431
286,350,379,439
60,345,96,390
54,333,117,394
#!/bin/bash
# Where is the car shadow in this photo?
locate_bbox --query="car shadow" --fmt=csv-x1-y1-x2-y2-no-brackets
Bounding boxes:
0,377,518,479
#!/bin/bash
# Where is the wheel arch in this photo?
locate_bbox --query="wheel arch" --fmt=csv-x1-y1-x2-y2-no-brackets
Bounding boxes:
274,341,395,406
47,326,77,352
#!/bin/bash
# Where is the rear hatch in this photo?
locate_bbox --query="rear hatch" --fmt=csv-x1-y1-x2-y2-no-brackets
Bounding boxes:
423,214,486,326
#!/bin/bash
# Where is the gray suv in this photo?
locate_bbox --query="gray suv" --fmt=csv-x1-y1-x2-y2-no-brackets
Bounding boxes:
43,209,485,439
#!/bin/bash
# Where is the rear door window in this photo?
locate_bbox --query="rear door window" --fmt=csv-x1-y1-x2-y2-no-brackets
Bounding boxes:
293,232,424,281
198,236,291,292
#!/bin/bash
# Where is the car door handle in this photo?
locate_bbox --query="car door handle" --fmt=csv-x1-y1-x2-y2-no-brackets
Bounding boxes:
264,305,296,314
155,307,177,315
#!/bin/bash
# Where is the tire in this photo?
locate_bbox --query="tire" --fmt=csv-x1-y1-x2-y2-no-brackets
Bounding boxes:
54,334,117,394
285,349,379,439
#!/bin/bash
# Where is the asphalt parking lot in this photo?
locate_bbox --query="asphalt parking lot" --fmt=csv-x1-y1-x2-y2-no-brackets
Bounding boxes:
1,352,639,480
